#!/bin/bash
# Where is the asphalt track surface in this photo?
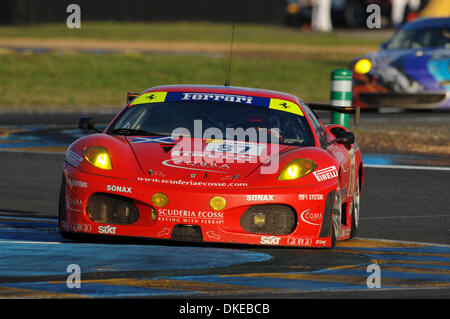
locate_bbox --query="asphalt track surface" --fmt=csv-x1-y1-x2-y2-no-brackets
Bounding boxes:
0,112,449,301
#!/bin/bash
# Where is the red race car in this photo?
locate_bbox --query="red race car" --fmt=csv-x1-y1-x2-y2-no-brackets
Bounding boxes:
59,85,363,248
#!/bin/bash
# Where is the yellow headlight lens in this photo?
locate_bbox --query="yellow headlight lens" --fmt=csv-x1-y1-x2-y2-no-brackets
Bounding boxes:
277,159,317,181
209,196,226,211
152,193,169,208
354,58,372,75
82,146,112,170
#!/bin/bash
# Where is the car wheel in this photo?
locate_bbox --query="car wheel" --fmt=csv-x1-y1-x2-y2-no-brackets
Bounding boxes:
350,175,361,238
331,179,342,247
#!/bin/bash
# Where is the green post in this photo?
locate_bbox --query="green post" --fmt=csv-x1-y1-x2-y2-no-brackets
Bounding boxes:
330,69,352,128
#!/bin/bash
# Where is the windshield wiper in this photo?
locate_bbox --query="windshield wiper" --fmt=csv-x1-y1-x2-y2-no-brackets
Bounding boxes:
108,128,164,136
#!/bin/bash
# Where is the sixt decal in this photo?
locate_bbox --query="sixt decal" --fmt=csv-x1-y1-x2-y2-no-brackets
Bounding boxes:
98,225,116,235
313,166,338,182
260,236,281,245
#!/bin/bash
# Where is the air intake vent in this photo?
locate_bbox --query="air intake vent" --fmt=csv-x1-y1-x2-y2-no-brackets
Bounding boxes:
86,193,139,225
240,204,297,235
318,191,335,238
171,225,203,242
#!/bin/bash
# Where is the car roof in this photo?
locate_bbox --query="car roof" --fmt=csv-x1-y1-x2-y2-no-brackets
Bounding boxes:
403,17,450,30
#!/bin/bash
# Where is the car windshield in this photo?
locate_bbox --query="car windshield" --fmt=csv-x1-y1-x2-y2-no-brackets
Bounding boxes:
386,26,450,50
109,101,315,146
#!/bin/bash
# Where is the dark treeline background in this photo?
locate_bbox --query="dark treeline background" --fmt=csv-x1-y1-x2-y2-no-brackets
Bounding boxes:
0,0,285,25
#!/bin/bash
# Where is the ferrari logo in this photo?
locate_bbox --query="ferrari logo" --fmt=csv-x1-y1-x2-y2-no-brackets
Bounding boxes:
269,98,303,116
131,92,168,105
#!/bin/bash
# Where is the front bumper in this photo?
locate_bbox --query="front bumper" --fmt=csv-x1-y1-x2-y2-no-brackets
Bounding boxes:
61,164,338,248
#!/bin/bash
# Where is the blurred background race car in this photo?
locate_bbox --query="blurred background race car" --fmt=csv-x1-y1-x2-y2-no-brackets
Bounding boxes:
285,0,393,29
350,17,450,110
284,0,445,29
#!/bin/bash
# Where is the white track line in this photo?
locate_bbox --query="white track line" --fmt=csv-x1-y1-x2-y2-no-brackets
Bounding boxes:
0,240,61,244
364,163,450,171
0,216,57,223
356,237,450,248
360,214,450,220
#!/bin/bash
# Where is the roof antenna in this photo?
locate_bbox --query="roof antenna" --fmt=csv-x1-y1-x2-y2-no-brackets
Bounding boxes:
224,25,235,87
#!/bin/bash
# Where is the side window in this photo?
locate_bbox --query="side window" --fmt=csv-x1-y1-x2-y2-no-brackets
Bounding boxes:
302,104,328,146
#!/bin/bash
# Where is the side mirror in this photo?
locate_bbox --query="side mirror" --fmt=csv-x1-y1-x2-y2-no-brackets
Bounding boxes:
336,131,355,146
322,131,355,149
77,116,101,132
380,41,389,50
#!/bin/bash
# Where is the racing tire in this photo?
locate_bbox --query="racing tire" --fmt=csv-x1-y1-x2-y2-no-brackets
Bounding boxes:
331,179,342,248
350,174,361,238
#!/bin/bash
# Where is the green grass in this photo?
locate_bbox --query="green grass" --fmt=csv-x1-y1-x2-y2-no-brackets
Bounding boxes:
0,53,348,110
0,22,390,110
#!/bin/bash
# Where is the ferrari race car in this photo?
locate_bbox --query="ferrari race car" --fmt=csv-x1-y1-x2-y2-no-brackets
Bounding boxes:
59,85,363,248
351,17,450,110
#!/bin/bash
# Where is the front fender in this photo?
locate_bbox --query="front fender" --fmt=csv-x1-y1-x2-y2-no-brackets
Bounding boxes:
245,147,340,188
65,134,144,180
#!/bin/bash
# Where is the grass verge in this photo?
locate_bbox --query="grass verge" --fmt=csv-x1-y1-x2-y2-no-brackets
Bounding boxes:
0,53,350,111
0,22,389,110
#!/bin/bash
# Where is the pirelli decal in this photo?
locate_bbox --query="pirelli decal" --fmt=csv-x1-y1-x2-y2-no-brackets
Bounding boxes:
313,166,338,182
130,91,303,116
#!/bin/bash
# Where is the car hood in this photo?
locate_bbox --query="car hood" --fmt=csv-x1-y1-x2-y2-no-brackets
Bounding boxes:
365,48,450,92
126,136,290,182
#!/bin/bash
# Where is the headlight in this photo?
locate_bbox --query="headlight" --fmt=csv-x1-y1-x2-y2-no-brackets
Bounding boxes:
82,146,112,170
277,159,317,181
354,58,372,75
